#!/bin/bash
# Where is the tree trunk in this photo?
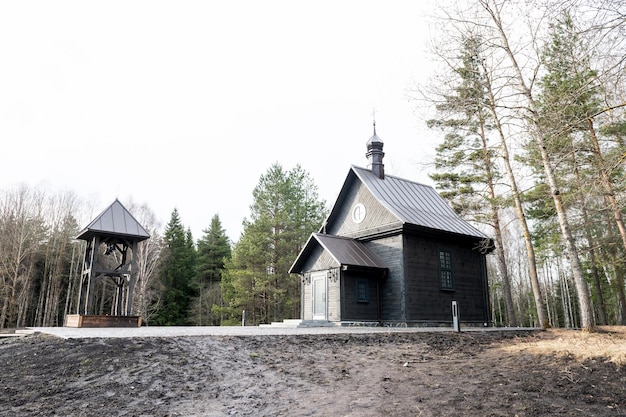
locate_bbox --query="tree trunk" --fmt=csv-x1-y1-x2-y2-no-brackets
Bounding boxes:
570,135,608,325
35,241,55,327
537,129,594,330
587,117,626,249
478,118,518,327
481,0,595,330
587,118,626,323
16,276,32,328
482,65,545,327
616,276,626,325
605,228,626,325
0,290,9,329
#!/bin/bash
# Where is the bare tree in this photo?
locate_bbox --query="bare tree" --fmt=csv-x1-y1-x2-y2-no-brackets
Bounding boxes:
127,201,165,324
472,0,595,330
479,55,548,328
0,186,46,328
420,2,547,327
33,191,81,327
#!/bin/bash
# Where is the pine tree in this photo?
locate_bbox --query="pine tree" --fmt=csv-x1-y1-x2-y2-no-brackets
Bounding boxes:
427,35,519,327
219,163,327,325
537,10,626,326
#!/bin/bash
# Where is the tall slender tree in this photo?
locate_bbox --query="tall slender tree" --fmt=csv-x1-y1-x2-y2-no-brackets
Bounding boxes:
151,209,196,325
190,214,231,325
427,34,518,327
538,10,626,325
0,186,46,329
478,0,595,330
480,58,549,329
219,163,326,325
127,202,165,324
422,1,551,328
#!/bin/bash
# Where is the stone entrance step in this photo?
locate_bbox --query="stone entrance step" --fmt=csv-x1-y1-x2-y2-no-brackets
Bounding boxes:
260,319,338,328
0,329,36,338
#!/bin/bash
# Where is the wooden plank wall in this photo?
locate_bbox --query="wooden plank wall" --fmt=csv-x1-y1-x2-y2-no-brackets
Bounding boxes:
302,281,312,320
327,272,341,321
365,236,405,321
403,234,489,323
341,271,380,321
329,181,399,237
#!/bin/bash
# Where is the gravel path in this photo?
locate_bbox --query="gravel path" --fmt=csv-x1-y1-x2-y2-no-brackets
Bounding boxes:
27,324,466,339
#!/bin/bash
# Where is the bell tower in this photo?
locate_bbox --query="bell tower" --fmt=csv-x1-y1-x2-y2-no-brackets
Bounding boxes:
67,199,150,327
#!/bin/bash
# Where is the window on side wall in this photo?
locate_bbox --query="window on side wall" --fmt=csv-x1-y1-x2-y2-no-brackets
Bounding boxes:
438,250,455,290
356,278,369,303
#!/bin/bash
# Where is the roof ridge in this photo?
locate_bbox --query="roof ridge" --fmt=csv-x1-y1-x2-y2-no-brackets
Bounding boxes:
350,166,488,239
350,165,432,188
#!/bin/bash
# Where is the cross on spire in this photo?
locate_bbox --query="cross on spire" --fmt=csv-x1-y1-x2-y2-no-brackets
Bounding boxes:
372,108,377,135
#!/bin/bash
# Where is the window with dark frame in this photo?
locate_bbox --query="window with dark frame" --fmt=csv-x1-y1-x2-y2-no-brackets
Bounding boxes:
356,279,369,303
438,250,454,290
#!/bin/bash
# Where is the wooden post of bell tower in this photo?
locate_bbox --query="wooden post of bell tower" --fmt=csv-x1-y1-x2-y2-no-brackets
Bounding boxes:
66,199,150,328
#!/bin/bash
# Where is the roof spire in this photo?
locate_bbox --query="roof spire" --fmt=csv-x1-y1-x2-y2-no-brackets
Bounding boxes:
372,108,377,135
366,113,385,180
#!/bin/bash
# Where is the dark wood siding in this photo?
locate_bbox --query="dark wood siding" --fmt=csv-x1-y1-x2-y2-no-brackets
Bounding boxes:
341,271,380,321
365,235,405,321
403,233,489,323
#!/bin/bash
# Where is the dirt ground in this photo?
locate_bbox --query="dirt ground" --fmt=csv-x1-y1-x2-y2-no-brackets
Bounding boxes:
1,327,625,417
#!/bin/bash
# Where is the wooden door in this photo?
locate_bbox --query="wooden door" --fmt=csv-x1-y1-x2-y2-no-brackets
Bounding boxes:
312,272,327,320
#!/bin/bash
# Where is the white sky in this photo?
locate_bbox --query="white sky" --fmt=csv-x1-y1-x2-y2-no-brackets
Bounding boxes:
0,1,441,242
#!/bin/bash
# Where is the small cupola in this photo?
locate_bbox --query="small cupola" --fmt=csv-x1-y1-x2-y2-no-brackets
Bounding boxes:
366,121,385,179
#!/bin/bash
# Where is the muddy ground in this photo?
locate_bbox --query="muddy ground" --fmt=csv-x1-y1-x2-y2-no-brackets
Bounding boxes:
1,327,625,416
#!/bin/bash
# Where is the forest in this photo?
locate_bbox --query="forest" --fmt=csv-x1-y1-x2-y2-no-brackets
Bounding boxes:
417,0,626,331
1,0,625,331
0,163,326,328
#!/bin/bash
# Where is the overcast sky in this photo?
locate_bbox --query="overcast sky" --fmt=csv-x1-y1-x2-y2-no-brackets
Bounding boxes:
1,1,441,242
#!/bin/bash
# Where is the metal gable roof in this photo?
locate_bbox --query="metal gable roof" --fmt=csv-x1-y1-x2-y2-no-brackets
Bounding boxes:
77,199,150,241
289,233,387,274
351,165,489,239
314,233,387,268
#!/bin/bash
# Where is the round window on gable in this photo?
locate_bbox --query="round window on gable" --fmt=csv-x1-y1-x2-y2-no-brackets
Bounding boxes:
351,203,366,224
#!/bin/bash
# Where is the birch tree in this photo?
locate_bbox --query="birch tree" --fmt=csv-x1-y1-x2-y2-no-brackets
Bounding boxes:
33,192,81,327
128,202,165,324
0,186,46,328
422,2,549,327
476,0,595,330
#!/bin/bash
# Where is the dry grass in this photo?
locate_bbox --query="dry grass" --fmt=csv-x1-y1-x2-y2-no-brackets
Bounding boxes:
501,326,626,366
